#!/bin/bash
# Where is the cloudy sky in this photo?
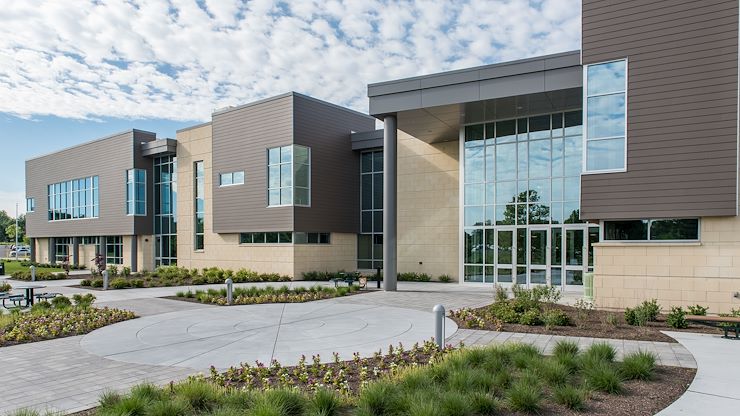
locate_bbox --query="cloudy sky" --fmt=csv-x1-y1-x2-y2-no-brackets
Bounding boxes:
0,0,581,215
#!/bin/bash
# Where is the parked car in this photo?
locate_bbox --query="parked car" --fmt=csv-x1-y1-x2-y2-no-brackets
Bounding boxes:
9,247,30,258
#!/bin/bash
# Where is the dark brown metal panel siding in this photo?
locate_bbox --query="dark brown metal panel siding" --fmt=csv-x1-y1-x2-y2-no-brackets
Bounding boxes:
132,130,156,235
211,95,295,232
292,94,375,233
25,131,144,238
580,0,739,220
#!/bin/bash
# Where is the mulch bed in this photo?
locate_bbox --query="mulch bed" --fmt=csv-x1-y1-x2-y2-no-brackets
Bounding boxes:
453,303,720,343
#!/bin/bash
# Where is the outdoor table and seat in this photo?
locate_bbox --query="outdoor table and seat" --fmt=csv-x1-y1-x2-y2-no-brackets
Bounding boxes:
34,292,62,301
686,314,740,339
330,272,366,288
11,284,47,307
1,292,26,308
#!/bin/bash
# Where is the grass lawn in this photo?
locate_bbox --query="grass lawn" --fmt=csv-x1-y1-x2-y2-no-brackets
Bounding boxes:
2,260,63,275
49,340,694,416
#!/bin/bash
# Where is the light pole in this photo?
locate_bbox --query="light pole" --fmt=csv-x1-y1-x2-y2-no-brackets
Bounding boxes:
15,202,19,255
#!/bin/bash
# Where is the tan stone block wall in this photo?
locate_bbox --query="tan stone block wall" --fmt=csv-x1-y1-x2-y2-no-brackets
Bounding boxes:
594,215,740,313
35,238,50,263
79,243,98,267
294,233,357,278
396,131,459,280
137,235,154,272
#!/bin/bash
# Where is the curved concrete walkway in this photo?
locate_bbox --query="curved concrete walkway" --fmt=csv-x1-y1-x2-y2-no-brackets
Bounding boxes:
81,300,458,370
657,331,740,415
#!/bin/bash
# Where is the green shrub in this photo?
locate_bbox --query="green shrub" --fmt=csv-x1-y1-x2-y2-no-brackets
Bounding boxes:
532,285,561,304
582,360,623,394
439,390,473,416
91,279,104,287
130,279,145,288
494,285,508,302
50,295,72,309
536,359,570,385
640,299,661,321
552,385,586,411
357,380,399,416
174,380,224,412
0,281,11,292
72,293,96,308
552,340,579,358
80,279,92,287
121,267,131,277
506,379,542,413
687,304,708,316
518,309,541,326
438,274,453,283
110,278,129,289
308,388,342,416
624,307,641,326
542,309,570,328
584,342,617,362
488,301,519,323
666,306,689,329
106,265,119,277
417,273,431,282
620,351,657,381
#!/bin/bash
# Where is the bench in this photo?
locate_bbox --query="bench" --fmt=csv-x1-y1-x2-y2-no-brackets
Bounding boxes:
686,315,740,339
0,293,27,308
329,273,367,289
34,292,61,301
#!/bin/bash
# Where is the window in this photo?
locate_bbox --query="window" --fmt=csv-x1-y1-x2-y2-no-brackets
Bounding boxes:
358,150,383,269
54,237,71,263
267,145,310,206
80,236,99,245
126,169,146,215
219,171,245,186
294,232,330,244
106,236,123,264
47,176,99,221
584,59,627,172
155,156,177,266
604,219,698,241
26,197,35,212
239,232,294,244
194,161,205,250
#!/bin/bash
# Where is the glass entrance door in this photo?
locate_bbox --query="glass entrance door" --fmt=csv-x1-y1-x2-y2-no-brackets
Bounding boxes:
528,227,549,286
564,227,585,291
496,228,515,287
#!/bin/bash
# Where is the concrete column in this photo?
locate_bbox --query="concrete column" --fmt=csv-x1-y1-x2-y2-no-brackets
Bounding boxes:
30,238,36,262
383,115,398,291
98,236,106,264
130,235,138,272
72,237,80,266
49,237,56,264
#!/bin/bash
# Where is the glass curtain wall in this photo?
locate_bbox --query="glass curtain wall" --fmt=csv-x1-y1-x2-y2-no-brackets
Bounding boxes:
154,156,177,266
358,150,383,269
462,110,595,289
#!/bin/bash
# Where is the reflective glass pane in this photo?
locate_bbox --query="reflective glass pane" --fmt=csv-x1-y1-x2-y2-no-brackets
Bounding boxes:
464,229,484,264
497,268,512,283
566,270,583,286
465,125,484,146
516,267,527,285
495,205,514,226
295,164,309,188
266,233,279,243
295,187,309,205
294,146,309,165
551,202,563,224
517,228,527,264
588,227,600,267
530,269,546,284
373,211,383,233
373,174,383,209
604,220,648,240
485,146,495,182
529,139,550,178
464,206,485,227
529,179,550,203
587,137,625,171
649,219,698,240
563,201,580,223
280,146,292,163
280,164,292,187
529,204,549,224
486,182,495,205
268,166,281,188
361,152,373,173
518,142,528,179
496,119,516,143
497,230,513,264
280,188,292,205
464,265,484,283
484,266,495,284
551,228,562,266
516,204,527,225
587,60,626,95
485,229,495,264
530,230,547,265
496,181,517,205
465,183,485,206
233,171,244,184
552,178,563,201
528,115,550,140
564,177,580,201
587,94,625,139
268,189,281,206
564,136,582,176
361,175,372,210
495,143,516,181
551,267,562,285
358,235,372,258
268,147,281,165
361,212,372,233
564,111,582,135
464,146,485,183
485,206,494,226
566,229,583,266
373,151,383,172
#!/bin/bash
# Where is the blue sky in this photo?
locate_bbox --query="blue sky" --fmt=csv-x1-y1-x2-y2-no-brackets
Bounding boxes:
0,0,580,215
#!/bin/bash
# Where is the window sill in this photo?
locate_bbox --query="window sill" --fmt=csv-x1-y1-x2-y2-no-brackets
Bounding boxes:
593,241,701,247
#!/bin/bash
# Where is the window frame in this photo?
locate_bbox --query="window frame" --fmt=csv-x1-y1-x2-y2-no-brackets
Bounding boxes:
126,169,147,216
219,171,245,187
26,197,35,212
266,145,311,207
47,176,99,221
600,218,700,243
582,58,628,175
194,161,205,251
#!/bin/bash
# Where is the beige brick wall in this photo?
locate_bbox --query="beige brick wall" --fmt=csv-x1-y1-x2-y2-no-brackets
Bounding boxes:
397,131,459,280
35,238,50,263
79,243,97,267
137,235,154,272
594,216,740,313
294,233,357,278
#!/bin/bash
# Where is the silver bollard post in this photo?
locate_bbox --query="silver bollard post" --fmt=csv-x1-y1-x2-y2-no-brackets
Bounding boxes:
30,265,36,282
102,270,109,291
433,304,445,349
225,278,233,305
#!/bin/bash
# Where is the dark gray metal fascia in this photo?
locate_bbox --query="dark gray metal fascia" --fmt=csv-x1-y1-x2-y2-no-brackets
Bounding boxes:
26,129,153,162
351,129,384,150
141,138,177,157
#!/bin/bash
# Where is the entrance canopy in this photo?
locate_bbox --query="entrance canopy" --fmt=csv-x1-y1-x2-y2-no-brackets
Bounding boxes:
368,50,582,143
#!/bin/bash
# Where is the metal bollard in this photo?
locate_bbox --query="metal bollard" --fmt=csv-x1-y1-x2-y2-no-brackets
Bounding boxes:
30,265,36,282
102,270,109,290
375,267,381,289
225,278,233,305
433,304,445,349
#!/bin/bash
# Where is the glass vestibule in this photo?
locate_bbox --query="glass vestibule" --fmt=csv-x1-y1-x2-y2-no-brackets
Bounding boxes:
462,110,598,290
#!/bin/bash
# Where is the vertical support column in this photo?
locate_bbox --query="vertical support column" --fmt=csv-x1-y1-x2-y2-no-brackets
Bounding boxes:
49,237,56,264
98,236,106,264
130,235,138,272
383,115,398,291
30,238,36,263
72,237,80,266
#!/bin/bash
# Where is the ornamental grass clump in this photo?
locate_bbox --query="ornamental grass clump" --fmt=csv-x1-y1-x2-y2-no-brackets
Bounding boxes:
182,284,360,306
620,351,657,381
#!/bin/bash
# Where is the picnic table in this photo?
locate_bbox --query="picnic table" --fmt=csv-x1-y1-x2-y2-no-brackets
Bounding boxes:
329,273,367,289
13,284,46,307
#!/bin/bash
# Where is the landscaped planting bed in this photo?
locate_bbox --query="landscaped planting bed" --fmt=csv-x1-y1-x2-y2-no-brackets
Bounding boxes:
79,265,292,289
11,270,72,280
450,285,719,342
0,294,135,347
60,340,694,416
172,284,362,306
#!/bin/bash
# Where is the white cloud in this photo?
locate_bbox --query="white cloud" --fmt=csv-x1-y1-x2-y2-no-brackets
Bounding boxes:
0,0,580,122
0,190,25,217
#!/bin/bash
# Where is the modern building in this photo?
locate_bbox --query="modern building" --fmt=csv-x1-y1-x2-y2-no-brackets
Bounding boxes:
25,0,740,312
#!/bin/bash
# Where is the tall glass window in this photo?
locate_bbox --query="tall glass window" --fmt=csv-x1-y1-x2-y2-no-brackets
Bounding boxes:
47,176,98,221
358,150,383,269
194,161,205,251
585,59,627,172
106,236,123,265
155,156,177,266
267,145,310,206
463,111,592,287
54,237,71,263
26,197,35,212
126,169,146,216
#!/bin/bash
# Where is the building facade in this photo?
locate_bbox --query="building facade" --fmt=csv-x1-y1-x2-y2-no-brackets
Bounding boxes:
25,0,740,312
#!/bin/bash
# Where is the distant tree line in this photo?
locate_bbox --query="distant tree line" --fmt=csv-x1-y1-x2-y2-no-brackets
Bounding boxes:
0,210,27,244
